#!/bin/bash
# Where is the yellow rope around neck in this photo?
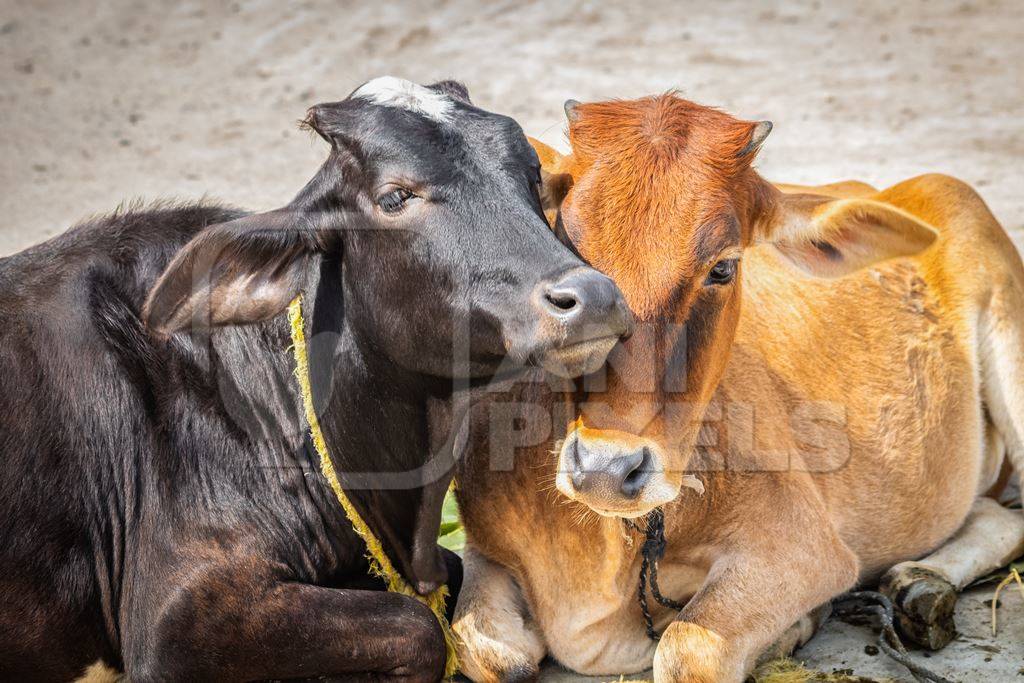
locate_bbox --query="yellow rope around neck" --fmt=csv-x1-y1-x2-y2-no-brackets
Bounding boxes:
287,296,459,678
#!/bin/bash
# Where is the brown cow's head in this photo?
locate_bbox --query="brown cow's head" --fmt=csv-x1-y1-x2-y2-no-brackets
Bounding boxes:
541,94,937,518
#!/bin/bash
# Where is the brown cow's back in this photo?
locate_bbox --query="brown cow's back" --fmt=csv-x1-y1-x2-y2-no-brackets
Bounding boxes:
723,174,1015,574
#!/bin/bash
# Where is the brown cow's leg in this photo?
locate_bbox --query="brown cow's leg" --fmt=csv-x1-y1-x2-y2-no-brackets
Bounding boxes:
880,496,1024,650
452,546,546,682
129,581,445,682
754,603,832,666
652,529,858,683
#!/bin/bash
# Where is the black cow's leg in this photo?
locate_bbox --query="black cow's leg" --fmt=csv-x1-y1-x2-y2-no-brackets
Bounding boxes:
130,581,445,682
440,546,463,623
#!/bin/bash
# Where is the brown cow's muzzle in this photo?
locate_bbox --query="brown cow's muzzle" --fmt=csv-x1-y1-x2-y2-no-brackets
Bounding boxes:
555,419,703,517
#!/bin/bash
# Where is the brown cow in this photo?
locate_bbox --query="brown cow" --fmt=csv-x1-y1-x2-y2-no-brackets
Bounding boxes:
452,94,1024,682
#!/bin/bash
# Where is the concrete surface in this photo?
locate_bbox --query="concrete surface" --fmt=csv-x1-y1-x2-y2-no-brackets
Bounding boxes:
536,581,1024,683
797,585,1024,682
537,583,1024,682
2,1,1022,680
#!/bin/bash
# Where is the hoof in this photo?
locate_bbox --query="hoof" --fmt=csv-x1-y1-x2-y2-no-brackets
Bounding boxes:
879,564,957,650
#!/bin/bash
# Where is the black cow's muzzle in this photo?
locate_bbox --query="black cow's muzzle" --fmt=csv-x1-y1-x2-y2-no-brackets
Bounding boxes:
528,267,633,378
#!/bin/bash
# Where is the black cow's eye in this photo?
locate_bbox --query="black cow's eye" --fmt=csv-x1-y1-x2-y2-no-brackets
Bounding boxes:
378,188,414,214
705,258,738,286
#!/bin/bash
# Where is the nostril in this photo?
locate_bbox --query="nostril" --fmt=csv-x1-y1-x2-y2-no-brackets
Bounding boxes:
570,438,587,491
544,288,579,312
620,447,652,499
622,468,645,493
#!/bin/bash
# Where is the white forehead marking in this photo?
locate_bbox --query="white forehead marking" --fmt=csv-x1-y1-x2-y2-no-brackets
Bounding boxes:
352,76,454,123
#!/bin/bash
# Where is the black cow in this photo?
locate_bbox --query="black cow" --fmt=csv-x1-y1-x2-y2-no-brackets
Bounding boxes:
0,78,632,681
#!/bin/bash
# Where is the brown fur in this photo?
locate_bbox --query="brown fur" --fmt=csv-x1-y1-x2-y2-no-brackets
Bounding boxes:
454,95,1024,682
559,94,764,320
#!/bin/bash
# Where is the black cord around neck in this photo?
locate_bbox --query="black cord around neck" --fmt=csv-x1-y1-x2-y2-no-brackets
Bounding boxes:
634,507,686,641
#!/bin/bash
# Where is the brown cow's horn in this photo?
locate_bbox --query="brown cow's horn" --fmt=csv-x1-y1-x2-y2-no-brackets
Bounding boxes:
564,99,582,122
739,120,773,156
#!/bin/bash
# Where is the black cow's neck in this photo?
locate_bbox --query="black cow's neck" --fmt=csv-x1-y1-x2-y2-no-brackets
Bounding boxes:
301,255,457,590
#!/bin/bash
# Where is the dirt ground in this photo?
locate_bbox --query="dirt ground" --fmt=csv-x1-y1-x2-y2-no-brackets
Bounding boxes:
2,0,1022,680
2,0,1023,255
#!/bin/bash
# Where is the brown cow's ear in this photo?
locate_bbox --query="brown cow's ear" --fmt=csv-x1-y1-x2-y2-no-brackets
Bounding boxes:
528,136,574,227
143,211,317,337
540,168,574,227
759,193,938,278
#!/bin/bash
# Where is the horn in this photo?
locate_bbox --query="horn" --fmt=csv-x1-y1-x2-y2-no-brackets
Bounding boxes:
564,99,582,123
739,120,773,157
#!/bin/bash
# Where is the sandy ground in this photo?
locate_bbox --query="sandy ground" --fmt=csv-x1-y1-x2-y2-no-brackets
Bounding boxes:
2,0,1023,680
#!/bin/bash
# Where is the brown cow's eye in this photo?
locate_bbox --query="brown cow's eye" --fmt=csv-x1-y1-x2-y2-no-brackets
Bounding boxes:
378,188,414,214
705,259,738,286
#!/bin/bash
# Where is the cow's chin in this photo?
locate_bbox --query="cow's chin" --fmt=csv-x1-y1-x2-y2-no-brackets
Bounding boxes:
554,451,682,519
536,335,620,378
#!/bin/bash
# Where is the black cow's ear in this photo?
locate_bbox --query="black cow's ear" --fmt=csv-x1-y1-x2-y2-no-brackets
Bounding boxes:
302,105,336,146
143,211,317,337
428,80,471,104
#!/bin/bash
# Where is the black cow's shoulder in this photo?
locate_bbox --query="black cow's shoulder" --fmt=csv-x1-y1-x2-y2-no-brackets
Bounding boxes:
0,201,248,439
0,200,244,314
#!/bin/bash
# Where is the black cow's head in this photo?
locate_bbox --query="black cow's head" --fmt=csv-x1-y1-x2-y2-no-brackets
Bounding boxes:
141,78,633,592
144,77,632,380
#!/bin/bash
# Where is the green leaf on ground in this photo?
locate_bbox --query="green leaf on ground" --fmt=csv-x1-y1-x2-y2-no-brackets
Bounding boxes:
438,527,466,552
438,489,464,552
